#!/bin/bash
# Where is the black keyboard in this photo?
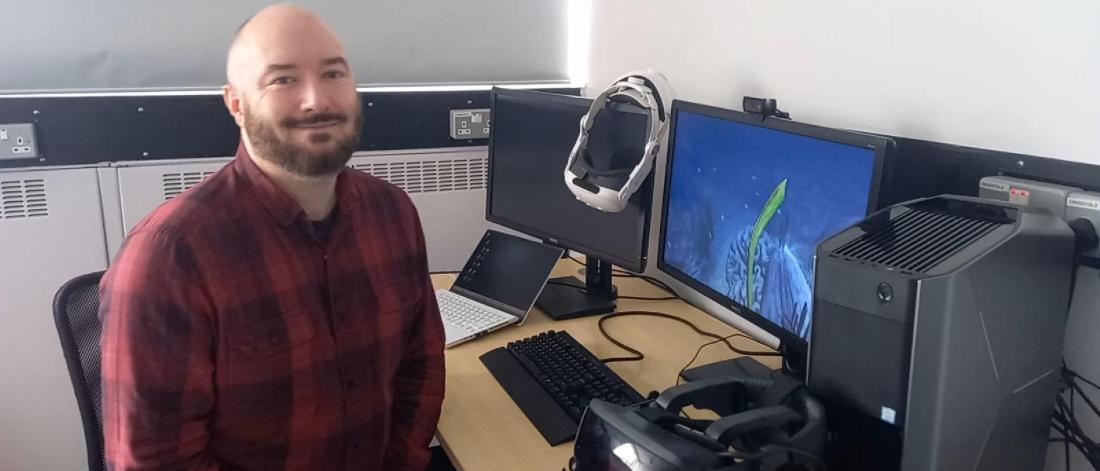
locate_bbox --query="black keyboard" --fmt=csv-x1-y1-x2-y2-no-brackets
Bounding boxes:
479,330,646,445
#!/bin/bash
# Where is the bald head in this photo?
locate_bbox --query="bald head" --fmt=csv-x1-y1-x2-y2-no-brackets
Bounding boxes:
226,4,347,89
222,4,362,178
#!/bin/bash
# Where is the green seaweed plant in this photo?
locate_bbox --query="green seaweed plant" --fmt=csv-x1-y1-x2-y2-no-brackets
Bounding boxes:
747,178,787,309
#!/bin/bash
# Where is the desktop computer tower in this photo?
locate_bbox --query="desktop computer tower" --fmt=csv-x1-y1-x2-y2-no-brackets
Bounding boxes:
808,195,1075,470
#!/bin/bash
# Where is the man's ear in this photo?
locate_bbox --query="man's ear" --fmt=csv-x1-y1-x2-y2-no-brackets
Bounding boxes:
223,84,245,127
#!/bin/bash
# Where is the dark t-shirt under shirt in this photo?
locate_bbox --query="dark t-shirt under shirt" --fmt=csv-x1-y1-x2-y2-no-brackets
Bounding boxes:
311,212,337,244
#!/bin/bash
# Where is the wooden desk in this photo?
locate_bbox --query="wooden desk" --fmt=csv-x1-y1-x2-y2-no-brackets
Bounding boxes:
433,259,780,471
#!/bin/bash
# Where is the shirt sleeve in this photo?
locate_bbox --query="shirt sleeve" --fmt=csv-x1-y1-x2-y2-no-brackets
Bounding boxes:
100,229,220,471
382,209,447,471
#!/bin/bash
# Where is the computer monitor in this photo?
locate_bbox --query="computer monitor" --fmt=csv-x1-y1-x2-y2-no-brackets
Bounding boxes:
487,88,653,319
658,100,888,373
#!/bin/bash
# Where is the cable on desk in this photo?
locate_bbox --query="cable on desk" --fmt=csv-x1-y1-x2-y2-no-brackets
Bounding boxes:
618,294,681,301
544,280,680,301
556,256,682,301
615,273,681,300
609,262,679,293
567,254,682,298
595,310,780,364
675,333,741,386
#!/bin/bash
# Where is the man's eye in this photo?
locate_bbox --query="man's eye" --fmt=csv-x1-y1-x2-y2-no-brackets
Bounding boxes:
323,70,345,79
272,76,296,85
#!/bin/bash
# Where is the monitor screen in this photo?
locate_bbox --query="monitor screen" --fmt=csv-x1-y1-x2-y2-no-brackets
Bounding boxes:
659,101,886,346
487,88,653,272
452,230,563,315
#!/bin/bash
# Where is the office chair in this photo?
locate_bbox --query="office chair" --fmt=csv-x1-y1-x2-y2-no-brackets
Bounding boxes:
53,270,106,471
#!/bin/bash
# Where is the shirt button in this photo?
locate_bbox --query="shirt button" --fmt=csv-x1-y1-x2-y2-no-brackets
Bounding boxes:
346,380,356,389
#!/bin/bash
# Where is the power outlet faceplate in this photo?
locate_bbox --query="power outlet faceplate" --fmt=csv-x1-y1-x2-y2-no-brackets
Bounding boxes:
0,123,39,160
450,109,490,140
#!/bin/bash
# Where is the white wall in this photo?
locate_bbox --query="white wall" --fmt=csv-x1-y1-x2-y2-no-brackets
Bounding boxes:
587,1,1099,468
588,0,1100,165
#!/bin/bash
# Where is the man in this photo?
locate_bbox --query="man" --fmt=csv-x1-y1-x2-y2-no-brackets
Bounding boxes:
99,4,445,470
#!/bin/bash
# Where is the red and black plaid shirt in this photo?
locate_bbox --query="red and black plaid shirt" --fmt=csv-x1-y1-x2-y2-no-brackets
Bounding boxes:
100,144,445,470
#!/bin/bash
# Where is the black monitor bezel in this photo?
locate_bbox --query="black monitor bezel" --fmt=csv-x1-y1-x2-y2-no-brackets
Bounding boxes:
657,99,888,353
486,87,654,273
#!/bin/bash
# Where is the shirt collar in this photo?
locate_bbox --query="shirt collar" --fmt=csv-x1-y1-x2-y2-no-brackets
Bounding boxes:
232,141,362,228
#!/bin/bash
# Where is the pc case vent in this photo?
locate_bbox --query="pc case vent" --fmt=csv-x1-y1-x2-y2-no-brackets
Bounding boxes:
0,179,48,219
352,157,487,194
162,171,215,200
832,208,1003,274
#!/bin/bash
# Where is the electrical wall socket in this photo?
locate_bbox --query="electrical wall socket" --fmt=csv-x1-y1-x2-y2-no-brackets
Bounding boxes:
0,123,39,160
449,109,490,140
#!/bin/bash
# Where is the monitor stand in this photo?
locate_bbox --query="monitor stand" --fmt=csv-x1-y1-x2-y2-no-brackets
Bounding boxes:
536,257,617,320
679,342,807,383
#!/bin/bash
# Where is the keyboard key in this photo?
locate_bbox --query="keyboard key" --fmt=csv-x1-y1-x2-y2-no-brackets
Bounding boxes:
437,291,511,332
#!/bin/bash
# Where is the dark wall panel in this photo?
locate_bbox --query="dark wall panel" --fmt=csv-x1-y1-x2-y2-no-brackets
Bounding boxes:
0,88,579,169
881,136,1100,206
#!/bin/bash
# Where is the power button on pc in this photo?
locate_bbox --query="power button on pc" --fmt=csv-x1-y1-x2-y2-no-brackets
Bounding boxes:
876,283,894,303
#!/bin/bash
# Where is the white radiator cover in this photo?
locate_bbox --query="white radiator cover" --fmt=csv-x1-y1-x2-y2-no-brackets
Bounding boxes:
107,148,488,270
0,165,110,471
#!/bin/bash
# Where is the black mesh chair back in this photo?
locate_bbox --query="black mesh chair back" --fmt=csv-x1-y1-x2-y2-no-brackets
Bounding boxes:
53,270,106,471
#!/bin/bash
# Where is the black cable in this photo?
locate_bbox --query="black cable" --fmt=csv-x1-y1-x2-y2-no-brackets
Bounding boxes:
1063,359,1077,471
1051,422,1075,448
1070,384,1075,471
1051,415,1096,469
613,269,681,298
1072,383,1077,427
1056,396,1093,450
618,294,681,301
1064,375,1100,446
1071,369,1100,392
1068,376,1100,419
1065,364,1100,399
565,254,682,300
1060,382,1073,471
1057,396,1095,452
595,310,779,364
544,279,680,301
675,333,739,386
1053,363,1100,469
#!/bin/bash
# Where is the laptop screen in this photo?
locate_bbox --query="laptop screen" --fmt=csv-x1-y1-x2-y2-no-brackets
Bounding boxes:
453,230,564,314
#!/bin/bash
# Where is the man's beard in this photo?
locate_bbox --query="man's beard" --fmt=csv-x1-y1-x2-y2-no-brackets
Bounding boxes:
243,103,363,177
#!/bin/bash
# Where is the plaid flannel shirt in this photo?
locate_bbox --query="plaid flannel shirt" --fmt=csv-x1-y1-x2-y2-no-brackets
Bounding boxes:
100,144,445,470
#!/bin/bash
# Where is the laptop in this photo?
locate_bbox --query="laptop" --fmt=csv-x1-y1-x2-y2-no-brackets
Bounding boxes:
437,229,564,348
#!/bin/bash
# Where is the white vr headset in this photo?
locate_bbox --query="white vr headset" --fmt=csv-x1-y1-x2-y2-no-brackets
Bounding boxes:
564,70,674,213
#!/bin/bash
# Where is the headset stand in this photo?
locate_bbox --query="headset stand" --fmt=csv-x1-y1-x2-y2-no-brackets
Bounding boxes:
536,257,617,320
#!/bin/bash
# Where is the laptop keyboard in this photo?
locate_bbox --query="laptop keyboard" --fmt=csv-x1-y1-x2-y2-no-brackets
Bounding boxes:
436,290,511,332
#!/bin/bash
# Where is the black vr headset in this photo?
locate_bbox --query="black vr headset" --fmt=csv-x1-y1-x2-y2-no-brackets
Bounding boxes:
569,375,826,471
